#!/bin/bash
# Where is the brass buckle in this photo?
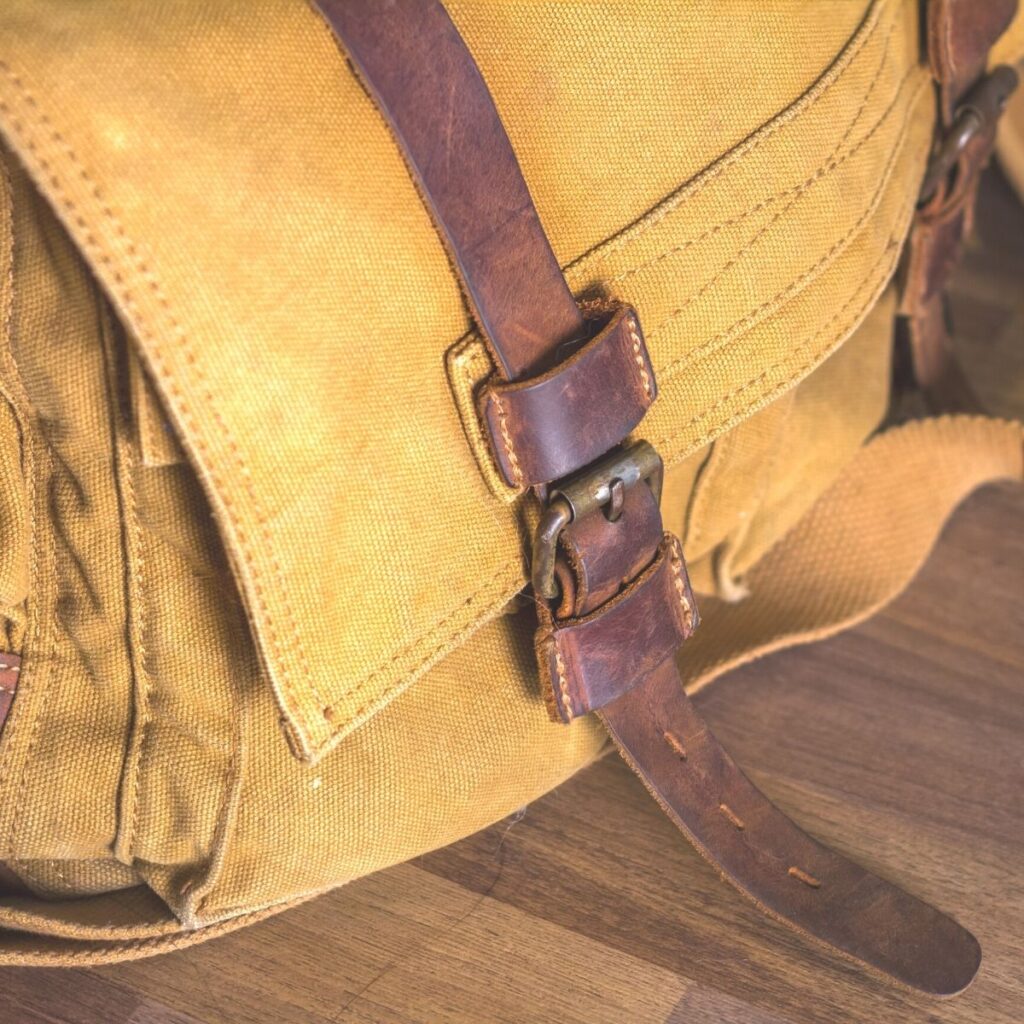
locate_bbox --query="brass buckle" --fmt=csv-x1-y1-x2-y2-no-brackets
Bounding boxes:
531,440,664,600
919,64,1019,202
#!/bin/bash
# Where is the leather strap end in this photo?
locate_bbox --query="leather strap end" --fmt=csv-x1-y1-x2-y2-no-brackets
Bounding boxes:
601,661,983,997
536,535,698,723
481,304,656,488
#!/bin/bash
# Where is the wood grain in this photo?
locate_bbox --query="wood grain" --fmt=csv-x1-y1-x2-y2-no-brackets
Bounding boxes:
0,173,1020,1024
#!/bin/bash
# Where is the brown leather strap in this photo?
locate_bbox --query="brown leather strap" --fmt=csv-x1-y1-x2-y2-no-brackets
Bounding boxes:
545,485,979,993
898,0,1019,411
928,0,1017,122
536,535,697,723
313,0,583,381
317,0,983,992
600,660,982,996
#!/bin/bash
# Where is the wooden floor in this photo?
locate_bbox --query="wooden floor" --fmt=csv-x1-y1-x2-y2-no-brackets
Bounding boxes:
0,176,1021,1024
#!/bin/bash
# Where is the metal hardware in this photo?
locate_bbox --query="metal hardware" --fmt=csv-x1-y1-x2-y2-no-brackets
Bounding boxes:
919,64,1019,203
531,441,664,600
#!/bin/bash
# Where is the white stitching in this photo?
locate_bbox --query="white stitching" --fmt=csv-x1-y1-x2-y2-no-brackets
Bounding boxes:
489,391,524,488
669,541,694,631
554,644,573,722
627,315,653,400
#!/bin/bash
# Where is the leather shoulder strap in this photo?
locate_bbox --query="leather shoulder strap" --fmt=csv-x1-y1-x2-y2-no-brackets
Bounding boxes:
313,0,983,995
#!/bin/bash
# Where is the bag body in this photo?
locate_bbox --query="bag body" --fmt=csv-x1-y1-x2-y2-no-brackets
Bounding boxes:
0,0,1018,973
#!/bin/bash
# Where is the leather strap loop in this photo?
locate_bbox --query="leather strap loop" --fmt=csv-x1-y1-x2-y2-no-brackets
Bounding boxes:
536,535,698,723
555,475,664,618
927,0,1017,123
898,0,1019,411
480,304,656,488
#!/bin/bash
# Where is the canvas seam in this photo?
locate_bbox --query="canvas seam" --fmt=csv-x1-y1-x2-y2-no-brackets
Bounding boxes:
647,78,926,456
648,61,922,367
576,0,891,270
653,229,909,459
97,306,154,865
0,63,325,746
604,3,903,290
189,697,247,924
311,560,521,752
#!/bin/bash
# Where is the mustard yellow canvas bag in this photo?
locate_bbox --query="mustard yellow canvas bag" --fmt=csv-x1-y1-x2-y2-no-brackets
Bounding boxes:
0,0,1020,994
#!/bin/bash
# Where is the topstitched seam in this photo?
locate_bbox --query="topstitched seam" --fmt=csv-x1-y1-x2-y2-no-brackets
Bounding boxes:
669,540,694,631
652,233,907,457
604,4,903,290
649,71,926,391
648,63,923,369
553,644,573,722
627,314,653,400
576,0,891,270
488,391,524,488
0,63,325,747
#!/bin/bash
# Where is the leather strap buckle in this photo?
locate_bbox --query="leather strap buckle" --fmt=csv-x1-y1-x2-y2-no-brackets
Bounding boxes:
919,63,1019,202
531,440,663,600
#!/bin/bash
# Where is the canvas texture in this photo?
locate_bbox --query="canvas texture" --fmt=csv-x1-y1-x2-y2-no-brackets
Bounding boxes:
0,0,1019,962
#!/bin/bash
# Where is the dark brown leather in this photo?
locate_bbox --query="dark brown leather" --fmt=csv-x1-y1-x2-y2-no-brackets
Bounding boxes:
600,659,983,997
480,304,657,488
555,476,664,618
899,0,1019,411
0,653,20,737
537,535,697,723
318,0,985,993
313,0,584,380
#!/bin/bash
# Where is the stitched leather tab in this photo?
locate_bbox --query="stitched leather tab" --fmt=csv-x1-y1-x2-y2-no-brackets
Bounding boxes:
0,653,21,736
480,304,656,488
536,536,697,723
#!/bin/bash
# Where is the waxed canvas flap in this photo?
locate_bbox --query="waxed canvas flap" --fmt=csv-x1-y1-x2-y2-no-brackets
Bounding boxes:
0,0,934,761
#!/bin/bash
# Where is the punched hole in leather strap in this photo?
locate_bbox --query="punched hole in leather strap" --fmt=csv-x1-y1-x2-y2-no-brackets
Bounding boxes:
480,303,657,488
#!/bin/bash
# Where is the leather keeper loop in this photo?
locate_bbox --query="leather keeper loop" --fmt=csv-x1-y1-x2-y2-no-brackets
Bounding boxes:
536,534,698,723
480,304,656,488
